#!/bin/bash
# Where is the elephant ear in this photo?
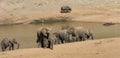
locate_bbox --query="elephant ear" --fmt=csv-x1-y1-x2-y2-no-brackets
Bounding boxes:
41,30,47,37
8,38,16,44
12,38,18,44
9,39,14,44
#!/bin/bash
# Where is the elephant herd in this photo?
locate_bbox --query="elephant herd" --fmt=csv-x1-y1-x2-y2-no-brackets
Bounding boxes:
0,26,94,52
36,26,94,50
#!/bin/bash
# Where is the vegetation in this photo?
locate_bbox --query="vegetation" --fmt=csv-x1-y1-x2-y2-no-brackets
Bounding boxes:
30,16,71,24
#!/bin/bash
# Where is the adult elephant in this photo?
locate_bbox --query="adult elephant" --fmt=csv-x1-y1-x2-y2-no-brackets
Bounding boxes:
36,27,54,49
1,38,19,52
47,32,59,49
67,27,94,41
54,29,73,44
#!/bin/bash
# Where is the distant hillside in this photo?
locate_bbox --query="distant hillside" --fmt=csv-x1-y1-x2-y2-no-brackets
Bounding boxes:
0,0,120,24
0,0,120,13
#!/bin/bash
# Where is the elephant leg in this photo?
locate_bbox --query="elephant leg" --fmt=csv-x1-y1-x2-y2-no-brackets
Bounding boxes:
80,36,85,41
64,39,68,43
54,39,59,45
42,42,45,48
43,39,48,48
76,38,79,41
82,36,87,41
79,36,83,41
11,44,14,50
73,37,77,42
60,38,64,44
50,43,53,50
1,44,5,52
59,35,65,44
47,41,50,48
9,46,12,51
41,41,44,48
87,35,90,39
82,38,85,41
63,40,66,43
9,43,14,51
75,36,80,41
58,39,61,44
1,46,6,52
37,42,41,48
91,35,94,40
53,40,56,45
91,36,94,40
9,44,12,51
48,40,53,50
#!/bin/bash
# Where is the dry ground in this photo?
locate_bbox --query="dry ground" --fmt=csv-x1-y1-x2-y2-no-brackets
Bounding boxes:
1,8,120,24
0,0,120,24
0,37,120,58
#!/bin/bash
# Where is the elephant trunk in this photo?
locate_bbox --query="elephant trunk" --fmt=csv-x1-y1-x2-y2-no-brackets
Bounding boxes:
16,43,20,49
91,34,94,40
87,32,94,40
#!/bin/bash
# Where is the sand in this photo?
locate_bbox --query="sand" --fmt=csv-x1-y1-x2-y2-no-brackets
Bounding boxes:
0,0,120,24
0,37,120,58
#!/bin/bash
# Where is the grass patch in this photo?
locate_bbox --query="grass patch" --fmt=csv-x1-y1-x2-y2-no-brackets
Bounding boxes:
30,16,71,24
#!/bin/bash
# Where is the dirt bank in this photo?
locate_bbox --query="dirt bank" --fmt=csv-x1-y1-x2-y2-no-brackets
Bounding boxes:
0,0,120,24
0,37,120,58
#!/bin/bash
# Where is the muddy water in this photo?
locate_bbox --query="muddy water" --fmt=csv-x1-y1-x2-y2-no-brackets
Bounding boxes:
0,22,120,50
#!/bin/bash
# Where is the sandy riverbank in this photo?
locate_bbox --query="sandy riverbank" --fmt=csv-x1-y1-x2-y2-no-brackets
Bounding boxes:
0,37,120,58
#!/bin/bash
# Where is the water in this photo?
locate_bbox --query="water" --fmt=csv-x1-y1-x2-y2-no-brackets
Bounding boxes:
0,21,120,50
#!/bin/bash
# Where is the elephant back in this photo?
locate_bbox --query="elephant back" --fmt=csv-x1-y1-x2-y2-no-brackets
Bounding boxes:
1,38,9,46
58,29,69,38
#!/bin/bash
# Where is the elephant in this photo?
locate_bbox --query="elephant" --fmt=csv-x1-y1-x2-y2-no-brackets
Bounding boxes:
48,32,59,45
67,27,94,41
54,30,67,44
47,32,59,50
36,27,54,50
54,29,74,44
76,29,94,41
61,26,78,42
37,27,49,48
1,38,19,52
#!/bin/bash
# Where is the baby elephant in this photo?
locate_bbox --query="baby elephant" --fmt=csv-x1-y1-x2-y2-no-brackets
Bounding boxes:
1,38,20,52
